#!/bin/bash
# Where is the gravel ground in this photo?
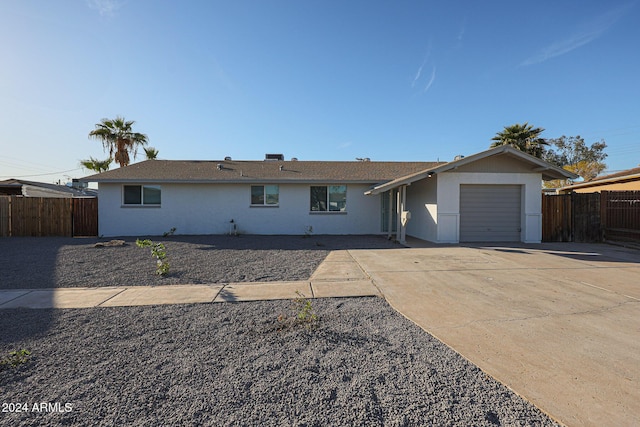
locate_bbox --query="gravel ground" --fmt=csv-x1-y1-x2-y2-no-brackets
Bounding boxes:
0,235,399,289
1,235,558,425
0,298,557,427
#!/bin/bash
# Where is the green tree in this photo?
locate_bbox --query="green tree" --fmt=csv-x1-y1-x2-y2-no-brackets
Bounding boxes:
143,146,159,160
542,135,608,188
88,116,148,167
79,157,112,173
490,122,548,158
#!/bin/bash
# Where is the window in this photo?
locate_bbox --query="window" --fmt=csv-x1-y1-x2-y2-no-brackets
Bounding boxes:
251,185,279,206
123,185,161,206
310,185,346,212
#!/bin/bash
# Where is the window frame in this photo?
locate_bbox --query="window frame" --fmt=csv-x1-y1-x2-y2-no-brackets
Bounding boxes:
310,185,347,213
122,184,162,207
250,184,279,207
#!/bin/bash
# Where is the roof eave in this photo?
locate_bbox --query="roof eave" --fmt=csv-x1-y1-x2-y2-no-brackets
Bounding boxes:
81,178,389,185
365,170,434,195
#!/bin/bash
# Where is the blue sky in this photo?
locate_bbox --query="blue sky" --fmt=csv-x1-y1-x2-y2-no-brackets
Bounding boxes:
1,0,638,184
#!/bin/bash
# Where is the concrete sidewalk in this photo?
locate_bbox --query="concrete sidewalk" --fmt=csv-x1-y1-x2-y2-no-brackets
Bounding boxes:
0,250,379,309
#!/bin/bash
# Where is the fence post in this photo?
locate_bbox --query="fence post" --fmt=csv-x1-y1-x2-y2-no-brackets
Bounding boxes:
600,191,607,241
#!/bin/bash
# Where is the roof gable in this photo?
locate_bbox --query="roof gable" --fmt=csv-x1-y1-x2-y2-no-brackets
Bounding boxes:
431,146,578,180
366,146,578,195
452,153,539,174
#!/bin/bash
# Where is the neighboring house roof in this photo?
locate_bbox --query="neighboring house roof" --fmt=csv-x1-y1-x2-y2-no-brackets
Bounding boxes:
0,179,97,198
559,166,640,192
80,159,447,184
366,145,578,195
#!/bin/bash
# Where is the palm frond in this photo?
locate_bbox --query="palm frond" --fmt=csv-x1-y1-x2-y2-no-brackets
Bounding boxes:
88,116,148,167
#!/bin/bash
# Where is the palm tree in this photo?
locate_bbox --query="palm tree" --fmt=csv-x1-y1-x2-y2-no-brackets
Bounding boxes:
80,157,112,173
88,116,148,167
490,122,548,157
143,147,159,160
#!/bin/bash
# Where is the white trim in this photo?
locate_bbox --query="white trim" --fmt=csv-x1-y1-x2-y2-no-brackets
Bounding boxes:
250,184,279,206
122,184,161,207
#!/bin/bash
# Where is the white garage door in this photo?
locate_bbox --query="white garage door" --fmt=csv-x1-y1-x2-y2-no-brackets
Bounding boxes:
459,184,522,242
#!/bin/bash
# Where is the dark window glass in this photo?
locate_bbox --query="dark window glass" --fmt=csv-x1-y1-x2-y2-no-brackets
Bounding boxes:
251,186,265,205
123,186,142,204
310,186,328,211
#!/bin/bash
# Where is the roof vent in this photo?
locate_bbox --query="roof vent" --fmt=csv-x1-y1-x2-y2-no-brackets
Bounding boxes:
279,165,284,171
224,156,232,161
291,157,298,161
217,164,223,170
265,153,284,161
454,155,465,161
356,157,371,162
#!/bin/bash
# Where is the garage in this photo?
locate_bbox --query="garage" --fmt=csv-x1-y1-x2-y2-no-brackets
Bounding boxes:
459,184,522,242
365,146,579,244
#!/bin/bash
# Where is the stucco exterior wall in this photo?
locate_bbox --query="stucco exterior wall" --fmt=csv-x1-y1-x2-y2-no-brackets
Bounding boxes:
405,176,438,242
435,172,542,243
396,171,542,244
97,183,382,237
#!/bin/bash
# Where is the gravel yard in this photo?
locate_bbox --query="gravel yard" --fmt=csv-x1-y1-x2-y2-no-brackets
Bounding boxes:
0,235,558,426
0,235,399,289
0,298,557,426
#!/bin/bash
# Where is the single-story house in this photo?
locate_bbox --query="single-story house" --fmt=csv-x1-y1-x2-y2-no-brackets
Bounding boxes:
81,146,576,243
558,166,640,193
0,179,97,198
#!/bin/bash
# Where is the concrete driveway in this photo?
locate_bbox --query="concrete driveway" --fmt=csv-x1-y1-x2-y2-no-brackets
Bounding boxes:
349,242,640,427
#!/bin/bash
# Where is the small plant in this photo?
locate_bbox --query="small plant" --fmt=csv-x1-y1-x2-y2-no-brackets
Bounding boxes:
303,225,313,238
294,291,317,324
136,238,170,276
162,227,176,237
277,291,318,330
0,349,31,371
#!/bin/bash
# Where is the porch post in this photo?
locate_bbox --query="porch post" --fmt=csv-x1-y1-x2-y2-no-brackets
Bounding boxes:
395,189,402,241
387,190,393,239
399,185,407,244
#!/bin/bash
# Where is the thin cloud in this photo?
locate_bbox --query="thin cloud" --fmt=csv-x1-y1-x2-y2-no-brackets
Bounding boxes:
423,66,436,93
86,0,122,16
412,41,432,89
521,3,633,66
412,62,425,88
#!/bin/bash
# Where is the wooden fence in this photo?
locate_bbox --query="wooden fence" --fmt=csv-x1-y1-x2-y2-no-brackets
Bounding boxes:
73,198,99,237
601,191,640,242
542,191,640,243
0,196,98,237
542,194,572,242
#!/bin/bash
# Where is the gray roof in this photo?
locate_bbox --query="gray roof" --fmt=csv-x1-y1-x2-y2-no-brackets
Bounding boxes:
0,179,97,198
81,159,446,184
